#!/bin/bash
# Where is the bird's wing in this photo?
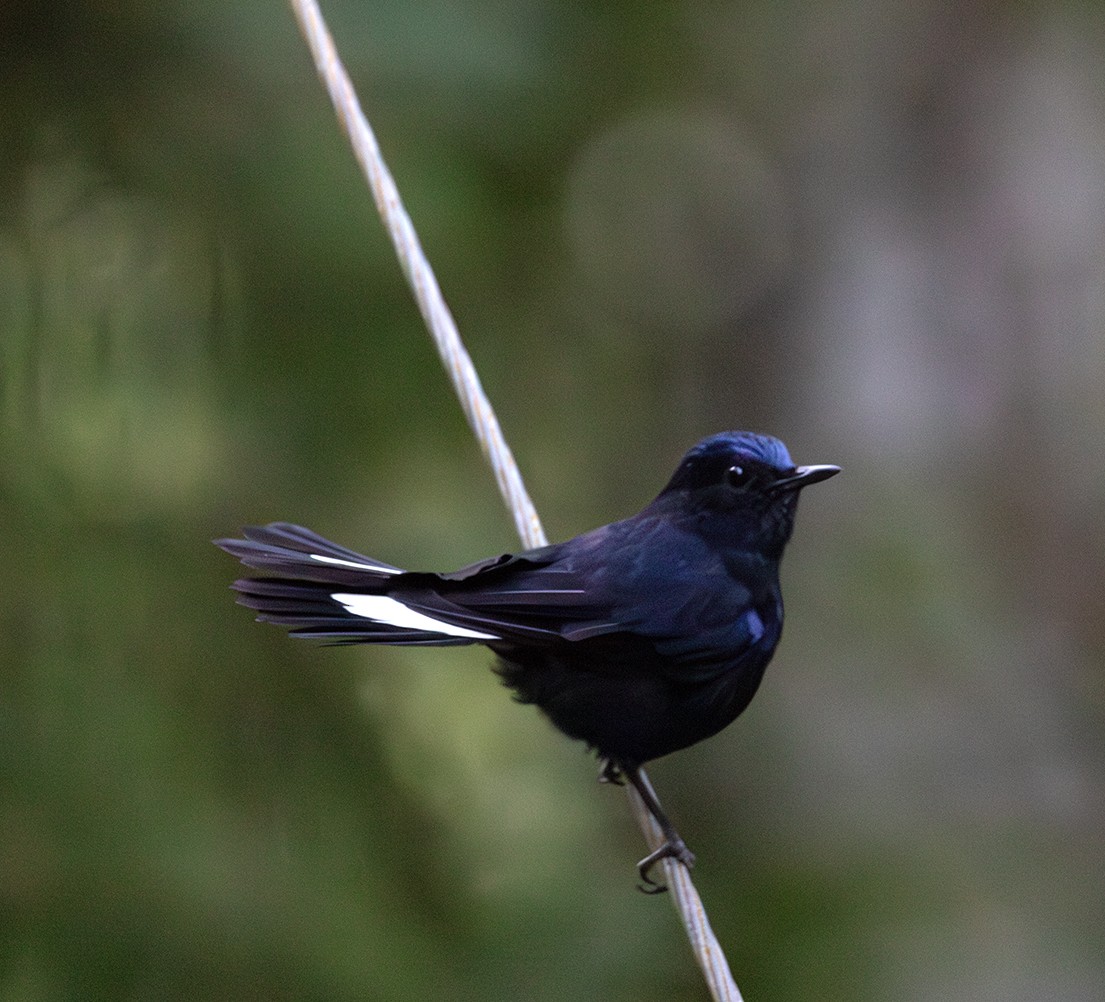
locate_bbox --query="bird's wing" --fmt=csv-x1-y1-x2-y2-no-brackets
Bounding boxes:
644,594,772,682
400,553,617,643
532,517,772,679
417,518,681,644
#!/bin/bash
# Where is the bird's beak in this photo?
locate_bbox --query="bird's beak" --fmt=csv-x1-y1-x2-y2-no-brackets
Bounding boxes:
771,464,841,493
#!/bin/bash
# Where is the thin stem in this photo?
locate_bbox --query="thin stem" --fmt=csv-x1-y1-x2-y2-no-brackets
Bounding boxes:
287,3,742,998
289,0,541,551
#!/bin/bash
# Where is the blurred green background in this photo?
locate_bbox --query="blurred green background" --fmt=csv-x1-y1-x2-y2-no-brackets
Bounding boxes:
3,2,1104,999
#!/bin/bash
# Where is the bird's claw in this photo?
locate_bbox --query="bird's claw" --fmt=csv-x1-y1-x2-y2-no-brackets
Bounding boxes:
635,837,696,894
597,758,624,785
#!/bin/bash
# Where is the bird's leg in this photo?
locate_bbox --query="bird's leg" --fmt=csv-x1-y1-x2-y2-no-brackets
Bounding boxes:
624,767,696,894
597,757,624,785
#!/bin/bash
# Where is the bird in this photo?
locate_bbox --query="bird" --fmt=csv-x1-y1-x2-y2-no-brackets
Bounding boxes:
216,431,839,889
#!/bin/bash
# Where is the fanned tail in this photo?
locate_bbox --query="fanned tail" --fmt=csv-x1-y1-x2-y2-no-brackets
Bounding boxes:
215,522,403,586
216,523,480,645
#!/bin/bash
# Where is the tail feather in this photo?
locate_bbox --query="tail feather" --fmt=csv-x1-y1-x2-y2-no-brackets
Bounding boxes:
218,523,584,648
230,575,474,645
215,522,403,587
218,523,487,646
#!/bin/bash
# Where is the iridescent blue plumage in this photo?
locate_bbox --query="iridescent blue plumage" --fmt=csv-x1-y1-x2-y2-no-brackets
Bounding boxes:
217,431,839,886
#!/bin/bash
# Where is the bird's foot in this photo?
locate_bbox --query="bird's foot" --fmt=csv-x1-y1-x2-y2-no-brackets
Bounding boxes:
636,837,696,894
597,758,625,785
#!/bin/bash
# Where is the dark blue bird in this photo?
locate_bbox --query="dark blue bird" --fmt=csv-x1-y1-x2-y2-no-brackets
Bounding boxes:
217,431,838,887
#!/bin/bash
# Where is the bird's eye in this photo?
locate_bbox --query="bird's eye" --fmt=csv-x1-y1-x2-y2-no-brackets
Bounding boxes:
725,464,753,488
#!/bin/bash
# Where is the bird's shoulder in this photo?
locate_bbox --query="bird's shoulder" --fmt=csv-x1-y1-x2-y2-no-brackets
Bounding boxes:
426,512,678,583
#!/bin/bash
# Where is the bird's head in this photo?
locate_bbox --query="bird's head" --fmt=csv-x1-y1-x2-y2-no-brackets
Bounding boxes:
653,431,840,557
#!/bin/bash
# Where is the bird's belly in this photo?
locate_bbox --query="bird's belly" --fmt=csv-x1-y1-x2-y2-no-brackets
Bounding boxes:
493,646,770,766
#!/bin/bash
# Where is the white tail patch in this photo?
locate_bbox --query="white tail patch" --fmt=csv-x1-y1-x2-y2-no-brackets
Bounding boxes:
331,593,499,640
310,553,401,574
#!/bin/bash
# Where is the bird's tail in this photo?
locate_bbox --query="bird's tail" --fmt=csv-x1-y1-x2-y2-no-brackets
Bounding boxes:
215,522,484,645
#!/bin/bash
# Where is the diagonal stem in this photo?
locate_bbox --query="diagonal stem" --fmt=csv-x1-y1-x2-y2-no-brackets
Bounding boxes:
287,3,743,999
